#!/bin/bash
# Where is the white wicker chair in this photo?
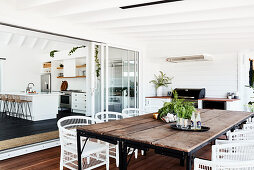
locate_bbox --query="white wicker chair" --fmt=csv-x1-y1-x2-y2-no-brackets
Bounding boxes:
246,117,254,124
57,116,109,170
243,123,254,130
194,158,254,170
122,108,148,158
228,129,254,141
122,108,147,117
144,106,161,113
95,112,128,167
212,142,254,161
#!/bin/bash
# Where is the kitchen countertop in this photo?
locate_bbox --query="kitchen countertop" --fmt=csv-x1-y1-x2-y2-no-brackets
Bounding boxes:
198,98,240,102
0,92,60,97
145,96,172,99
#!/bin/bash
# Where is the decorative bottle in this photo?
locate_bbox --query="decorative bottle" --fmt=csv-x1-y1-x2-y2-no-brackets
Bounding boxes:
196,112,201,130
191,112,196,130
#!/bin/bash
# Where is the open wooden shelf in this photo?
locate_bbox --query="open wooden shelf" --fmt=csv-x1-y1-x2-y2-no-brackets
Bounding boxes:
76,64,86,68
57,76,86,78
43,62,51,68
57,64,86,69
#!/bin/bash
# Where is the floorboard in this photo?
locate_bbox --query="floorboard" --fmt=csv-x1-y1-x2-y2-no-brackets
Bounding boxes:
0,144,212,170
0,111,83,141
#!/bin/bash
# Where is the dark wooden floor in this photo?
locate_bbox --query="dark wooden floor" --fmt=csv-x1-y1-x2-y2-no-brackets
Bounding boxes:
0,110,83,141
0,113,58,141
0,145,211,170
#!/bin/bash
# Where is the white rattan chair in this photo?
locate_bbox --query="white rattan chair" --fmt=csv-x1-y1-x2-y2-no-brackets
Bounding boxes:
228,129,254,141
122,108,148,158
194,158,254,170
95,112,128,167
57,116,109,170
122,108,147,117
212,142,254,161
144,106,161,113
216,128,254,145
246,117,254,124
243,123,254,130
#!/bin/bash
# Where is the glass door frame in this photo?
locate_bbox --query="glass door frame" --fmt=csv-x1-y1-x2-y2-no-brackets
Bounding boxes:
90,43,141,117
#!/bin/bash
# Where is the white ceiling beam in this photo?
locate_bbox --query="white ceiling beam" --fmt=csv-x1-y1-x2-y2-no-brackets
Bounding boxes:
0,25,85,45
17,0,66,10
78,6,254,29
30,37,38,48
52,0,159,17
5,33,13,45
19,35,26,47
137,32,254,41
70,0,254,24
104,17,254,34
41,39,49,50
123,26,254,37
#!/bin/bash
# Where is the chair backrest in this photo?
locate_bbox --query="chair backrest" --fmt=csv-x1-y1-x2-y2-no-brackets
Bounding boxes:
95,112,128,123
215,139,254,145
144,106,161,113
57,116,95,147
243,123,254,131
122,108,147,117
212,142,254,161
228,130,254,141
194,158,254,170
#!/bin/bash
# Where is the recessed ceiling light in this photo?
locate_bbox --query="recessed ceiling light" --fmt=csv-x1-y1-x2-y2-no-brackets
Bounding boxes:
120,0,183,9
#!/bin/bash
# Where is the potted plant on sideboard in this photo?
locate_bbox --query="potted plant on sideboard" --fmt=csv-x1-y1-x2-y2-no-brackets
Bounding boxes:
149,71,173,96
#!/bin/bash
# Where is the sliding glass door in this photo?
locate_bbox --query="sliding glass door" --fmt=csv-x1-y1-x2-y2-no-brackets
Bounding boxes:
90,44,139,117
107,47,139,112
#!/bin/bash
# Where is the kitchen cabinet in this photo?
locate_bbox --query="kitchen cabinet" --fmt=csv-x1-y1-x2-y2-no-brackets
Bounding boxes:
72,92,86,114
63,59,76,77
144,96,171,113
198,98,241,111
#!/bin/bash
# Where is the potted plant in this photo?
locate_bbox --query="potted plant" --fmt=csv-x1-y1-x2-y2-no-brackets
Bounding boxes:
149,71,173,96
182,102,196,129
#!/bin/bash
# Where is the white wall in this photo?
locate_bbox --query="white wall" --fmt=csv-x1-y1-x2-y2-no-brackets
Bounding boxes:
143,39,254,102
0,44,42,92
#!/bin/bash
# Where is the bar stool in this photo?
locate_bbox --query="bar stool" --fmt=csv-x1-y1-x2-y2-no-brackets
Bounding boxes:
14,95,32,120
0,94,3,116
7,95,16,117
1,94,9,117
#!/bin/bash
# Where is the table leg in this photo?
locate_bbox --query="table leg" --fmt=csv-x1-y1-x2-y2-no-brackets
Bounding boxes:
77,131,82,170
119,141,128,170
180,158,185,166
186,155,192,170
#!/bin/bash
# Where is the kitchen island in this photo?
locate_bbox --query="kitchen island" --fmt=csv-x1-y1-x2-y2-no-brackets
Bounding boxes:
1,92,60,121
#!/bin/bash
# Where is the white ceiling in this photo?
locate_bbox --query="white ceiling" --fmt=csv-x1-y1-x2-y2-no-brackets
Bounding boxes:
0,25,84,53
0,0,254,44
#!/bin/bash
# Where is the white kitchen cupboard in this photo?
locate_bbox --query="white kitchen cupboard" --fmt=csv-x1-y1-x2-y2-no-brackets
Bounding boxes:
144,96,171,113
72,92,87,114
63,59,76,77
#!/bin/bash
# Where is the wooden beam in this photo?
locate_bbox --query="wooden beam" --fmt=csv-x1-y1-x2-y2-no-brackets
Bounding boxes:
70,2,254,24
122,26,254,37
77,6,254,29
137,32,254,41
52,0,155,17
17,0,65,10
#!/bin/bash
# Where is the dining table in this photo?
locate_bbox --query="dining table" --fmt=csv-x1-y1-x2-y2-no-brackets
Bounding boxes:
77,109,254,170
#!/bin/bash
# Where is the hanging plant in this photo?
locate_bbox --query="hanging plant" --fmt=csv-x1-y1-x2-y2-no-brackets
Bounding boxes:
49,50,59,58
95,45,101,77
68,45,86,56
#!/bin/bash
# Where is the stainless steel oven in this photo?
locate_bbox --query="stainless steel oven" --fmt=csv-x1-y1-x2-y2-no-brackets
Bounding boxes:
60,91,72,109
